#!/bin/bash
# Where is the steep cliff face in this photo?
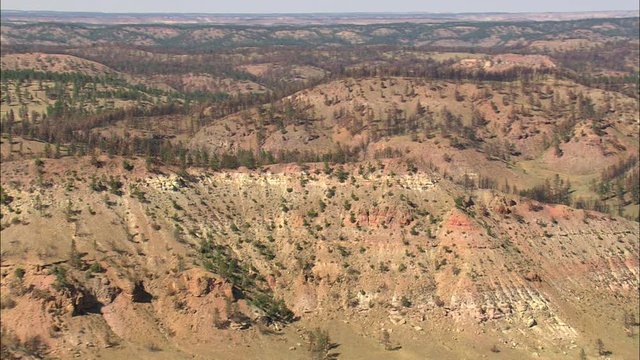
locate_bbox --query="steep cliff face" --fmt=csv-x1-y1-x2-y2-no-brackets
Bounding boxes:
1,157,638,359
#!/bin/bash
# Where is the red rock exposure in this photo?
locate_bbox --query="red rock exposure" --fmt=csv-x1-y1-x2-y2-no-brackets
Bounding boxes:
356,205,413,228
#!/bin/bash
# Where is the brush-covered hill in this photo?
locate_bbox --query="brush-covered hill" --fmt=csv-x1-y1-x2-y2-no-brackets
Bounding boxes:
0,53,120,77
189,76,640,218
0,156,638,359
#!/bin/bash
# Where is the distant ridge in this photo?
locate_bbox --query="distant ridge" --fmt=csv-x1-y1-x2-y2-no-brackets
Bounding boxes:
1,9,638,25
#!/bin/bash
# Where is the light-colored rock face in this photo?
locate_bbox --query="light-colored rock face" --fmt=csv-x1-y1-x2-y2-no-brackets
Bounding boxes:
0,156,638,359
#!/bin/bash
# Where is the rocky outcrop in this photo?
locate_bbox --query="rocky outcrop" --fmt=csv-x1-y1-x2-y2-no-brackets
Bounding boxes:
355,205,413,228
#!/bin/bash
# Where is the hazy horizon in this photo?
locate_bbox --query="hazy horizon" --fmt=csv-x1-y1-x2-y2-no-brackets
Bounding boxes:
2,10,640,15
1,0,638,14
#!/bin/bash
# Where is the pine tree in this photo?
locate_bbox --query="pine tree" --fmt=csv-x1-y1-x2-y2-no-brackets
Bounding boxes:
307,328,331,360
381,329,392,350
596,338,607,356
70,239,82,269
44,143,52,158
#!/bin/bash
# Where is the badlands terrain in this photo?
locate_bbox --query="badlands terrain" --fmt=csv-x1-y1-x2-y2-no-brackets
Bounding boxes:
0,11,639,360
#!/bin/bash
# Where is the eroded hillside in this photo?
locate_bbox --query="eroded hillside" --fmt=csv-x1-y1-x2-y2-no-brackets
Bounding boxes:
1,157,638,359
190,77,639,218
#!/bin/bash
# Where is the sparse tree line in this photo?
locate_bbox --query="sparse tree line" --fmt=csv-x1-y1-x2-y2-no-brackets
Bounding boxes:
519,174,572,206
587,157,640,216
457,170,638,220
